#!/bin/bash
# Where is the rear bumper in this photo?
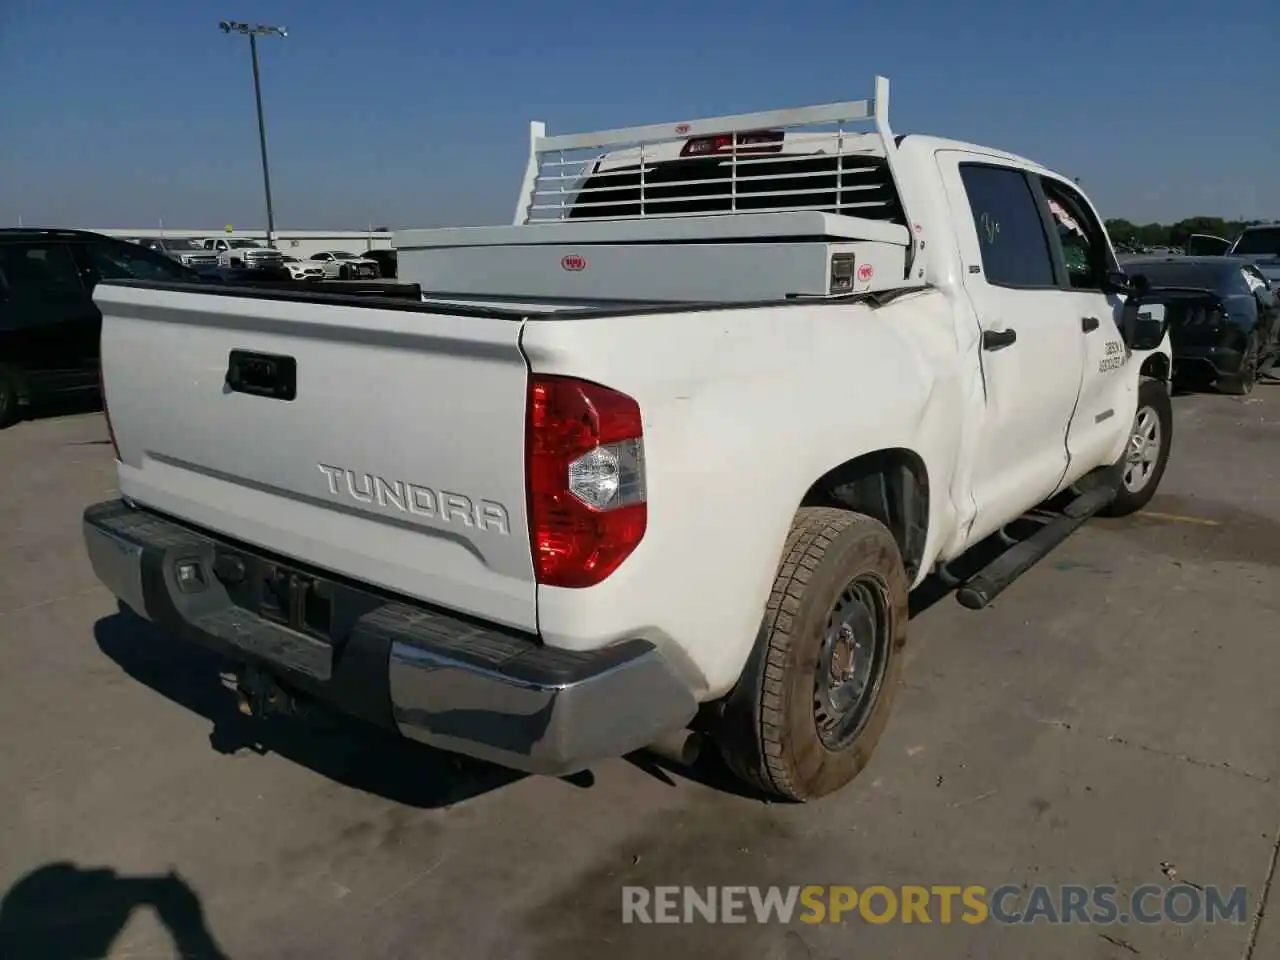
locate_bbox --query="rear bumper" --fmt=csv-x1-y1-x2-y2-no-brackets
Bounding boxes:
83,499,696,776
1171,345,1245,380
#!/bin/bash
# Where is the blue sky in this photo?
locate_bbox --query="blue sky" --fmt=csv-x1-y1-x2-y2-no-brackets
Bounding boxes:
1,0,1276,230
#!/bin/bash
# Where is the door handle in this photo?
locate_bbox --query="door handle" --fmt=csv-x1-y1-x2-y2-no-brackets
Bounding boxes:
982,328,1017,351
1082,316,1101,333
225,349,297,401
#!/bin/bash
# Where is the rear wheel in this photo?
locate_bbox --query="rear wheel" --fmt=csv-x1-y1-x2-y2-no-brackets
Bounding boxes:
1219,333,1260,396
716,508,909,801
338,265,351,281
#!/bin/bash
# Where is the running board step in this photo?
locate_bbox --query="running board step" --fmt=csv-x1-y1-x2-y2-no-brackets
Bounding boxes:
955,484,1117,610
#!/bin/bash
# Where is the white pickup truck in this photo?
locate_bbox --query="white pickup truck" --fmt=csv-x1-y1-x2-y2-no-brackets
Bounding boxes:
84,77,1173,801
200,236,286,272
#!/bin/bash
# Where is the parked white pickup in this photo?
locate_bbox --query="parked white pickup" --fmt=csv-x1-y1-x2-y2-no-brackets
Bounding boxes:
199,236,285,271
84,76,1173,800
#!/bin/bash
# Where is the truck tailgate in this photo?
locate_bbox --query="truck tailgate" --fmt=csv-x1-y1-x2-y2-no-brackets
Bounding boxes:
95,283,537,631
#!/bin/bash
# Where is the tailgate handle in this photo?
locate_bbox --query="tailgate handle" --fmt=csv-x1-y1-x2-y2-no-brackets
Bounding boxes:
982,328,1017,351
225,350,297,401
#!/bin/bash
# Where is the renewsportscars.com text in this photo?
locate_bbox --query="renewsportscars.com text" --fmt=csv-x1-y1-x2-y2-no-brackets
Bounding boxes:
622,884,1248,926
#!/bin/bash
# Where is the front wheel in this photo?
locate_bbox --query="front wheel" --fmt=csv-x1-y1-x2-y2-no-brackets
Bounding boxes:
716,508,909,801
1098,378,1173,517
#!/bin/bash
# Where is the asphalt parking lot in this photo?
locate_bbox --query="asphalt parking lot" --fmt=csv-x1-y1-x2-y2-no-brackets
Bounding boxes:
2,386,1279,960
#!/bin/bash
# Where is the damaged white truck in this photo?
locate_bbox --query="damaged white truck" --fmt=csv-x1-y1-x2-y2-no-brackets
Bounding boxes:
84,77,1173,801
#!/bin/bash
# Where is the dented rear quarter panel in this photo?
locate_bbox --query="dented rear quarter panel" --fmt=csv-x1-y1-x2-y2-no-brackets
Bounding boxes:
520,290,971,697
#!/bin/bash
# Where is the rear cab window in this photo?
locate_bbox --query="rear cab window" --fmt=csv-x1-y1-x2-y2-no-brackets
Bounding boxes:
957,164,1056,288
564,142,906,225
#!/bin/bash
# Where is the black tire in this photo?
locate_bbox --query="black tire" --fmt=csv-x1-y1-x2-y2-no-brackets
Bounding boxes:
1098,378,1173,517
1218,333,1259,396
338,265,351,281
0,364,23,429
716,508,909,801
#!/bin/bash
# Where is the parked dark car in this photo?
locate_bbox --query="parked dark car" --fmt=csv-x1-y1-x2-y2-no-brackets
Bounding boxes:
359,248,397,279
1126,256,1280,395
1184,225,1280,291
0,229,207,426
1228,224,1280,292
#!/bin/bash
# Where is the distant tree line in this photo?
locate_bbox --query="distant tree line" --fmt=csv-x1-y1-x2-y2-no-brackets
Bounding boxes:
1103,216,1265,249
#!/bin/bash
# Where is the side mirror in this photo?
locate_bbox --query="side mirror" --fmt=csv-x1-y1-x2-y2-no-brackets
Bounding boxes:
1103,270,1149,298
1120,300,1168,351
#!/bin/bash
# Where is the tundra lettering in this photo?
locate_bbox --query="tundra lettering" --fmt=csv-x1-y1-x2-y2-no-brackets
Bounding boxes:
316,463,510,535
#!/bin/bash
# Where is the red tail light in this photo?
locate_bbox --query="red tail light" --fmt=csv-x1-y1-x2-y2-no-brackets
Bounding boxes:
99,362,120,460
680,129,784,157
526,375,647,588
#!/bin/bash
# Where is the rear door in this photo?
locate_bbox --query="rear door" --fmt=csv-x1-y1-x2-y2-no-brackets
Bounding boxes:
96,283,537,631
1035,175,1135,479
70,236,204,373
937,154,1086,543
0,240,96,388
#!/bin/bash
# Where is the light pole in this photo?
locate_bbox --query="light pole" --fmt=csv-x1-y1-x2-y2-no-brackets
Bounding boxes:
219,20,286,247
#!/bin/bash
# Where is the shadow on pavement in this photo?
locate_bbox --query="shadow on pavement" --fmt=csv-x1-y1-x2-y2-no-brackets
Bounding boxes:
0,863,228,960
94,608,532,809
624,746,778,801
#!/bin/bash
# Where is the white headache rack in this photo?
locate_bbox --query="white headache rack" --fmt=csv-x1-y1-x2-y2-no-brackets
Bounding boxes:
395,77,926,306
514,76,908,230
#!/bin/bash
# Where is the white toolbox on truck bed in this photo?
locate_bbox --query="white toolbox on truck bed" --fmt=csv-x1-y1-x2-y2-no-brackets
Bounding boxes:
396,212,911,303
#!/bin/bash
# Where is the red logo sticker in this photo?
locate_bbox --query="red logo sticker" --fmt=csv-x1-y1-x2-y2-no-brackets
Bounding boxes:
857,263,875,282
561,254,587,272
675,123,691,135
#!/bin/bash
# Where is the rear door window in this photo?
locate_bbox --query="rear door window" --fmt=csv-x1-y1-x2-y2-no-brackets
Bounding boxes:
0,242,86,303
79,238,195,283
958,164,1056,288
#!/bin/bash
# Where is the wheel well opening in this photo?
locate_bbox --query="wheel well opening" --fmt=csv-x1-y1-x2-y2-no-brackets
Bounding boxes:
800,449,929,579
1140,353,1171,382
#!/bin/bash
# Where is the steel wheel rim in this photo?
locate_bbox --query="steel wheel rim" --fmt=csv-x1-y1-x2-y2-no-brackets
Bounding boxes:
814,574,891,750
1123,405,1161,493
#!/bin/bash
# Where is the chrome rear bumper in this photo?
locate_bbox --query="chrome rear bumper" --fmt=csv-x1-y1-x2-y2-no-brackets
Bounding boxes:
83,499,696,776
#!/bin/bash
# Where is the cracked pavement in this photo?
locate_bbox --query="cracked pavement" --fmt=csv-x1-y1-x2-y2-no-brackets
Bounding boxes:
1,386,1278,959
